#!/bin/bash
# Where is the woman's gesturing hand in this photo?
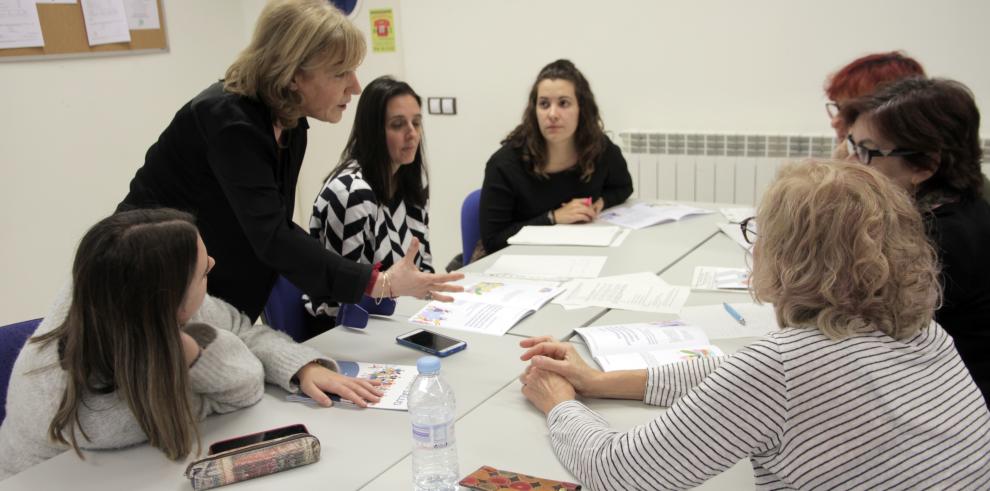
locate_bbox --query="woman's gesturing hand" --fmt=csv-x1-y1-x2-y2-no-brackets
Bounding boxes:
381,238,464,301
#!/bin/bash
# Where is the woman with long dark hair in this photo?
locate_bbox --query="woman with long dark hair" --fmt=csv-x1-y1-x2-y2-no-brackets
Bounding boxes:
479,59,633,255
0,209,382,479
307,76,436,323
841,77,990,403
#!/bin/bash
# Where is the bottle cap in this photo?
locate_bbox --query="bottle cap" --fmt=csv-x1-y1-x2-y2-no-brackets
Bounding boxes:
416,356,441,374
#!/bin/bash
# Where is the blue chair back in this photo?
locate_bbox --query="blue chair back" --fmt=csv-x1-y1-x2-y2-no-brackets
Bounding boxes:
460,189,482,266
262,276,309,343
1,318,41,426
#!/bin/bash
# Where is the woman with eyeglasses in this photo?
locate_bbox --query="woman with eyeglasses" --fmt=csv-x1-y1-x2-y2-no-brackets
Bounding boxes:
517,160,990,490
841,77,990,405
822,51,925,156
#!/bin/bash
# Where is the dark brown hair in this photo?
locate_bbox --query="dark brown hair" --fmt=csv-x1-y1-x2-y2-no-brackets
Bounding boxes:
34,209,201,460
824,51,925,101
503,59,605,181
840,77,983,200
327,75,428,207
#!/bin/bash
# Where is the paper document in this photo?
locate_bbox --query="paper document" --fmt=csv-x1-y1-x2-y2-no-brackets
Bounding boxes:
575,321,724,371
678,302,778,340
286,361,416,410
408,275,563,336
484,255,607,281
691,267,750,291
508,224,620,247
0,0,45,49
123,0,159,29
599,202,712,230
80,0,131,46
553,272,690,313
719,207,755,224
718,223,753,254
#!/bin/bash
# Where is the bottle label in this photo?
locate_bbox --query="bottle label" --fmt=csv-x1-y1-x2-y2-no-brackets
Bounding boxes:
411,420,456,449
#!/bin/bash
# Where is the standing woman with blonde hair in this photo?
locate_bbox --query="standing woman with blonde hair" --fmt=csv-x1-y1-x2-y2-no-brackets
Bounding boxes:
117,0,461,323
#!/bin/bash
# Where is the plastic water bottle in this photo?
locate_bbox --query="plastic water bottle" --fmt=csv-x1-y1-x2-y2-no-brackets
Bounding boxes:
408,356,459,491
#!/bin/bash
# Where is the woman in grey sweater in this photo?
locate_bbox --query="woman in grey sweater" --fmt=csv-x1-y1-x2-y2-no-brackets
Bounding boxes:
0,209,382,480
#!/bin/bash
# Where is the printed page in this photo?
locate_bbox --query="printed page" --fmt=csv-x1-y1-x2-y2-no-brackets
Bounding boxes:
408,299,531,336
595,345,724,371
122,0,159,29
574,321,711,355
449,274,563,311
553,272,690,313
507,224,620,247
0,0,44,49
678,302,778,340
80,0,131,45
285,361,417,411
599,202,712,230
484,255,607,281
691,266,751,291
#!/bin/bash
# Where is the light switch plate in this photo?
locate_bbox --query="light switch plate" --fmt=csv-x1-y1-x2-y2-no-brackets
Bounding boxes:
440,97,457,115
427,97,442,114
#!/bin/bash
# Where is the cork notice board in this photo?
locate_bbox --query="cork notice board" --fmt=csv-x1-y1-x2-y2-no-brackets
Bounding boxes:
0,0,167,60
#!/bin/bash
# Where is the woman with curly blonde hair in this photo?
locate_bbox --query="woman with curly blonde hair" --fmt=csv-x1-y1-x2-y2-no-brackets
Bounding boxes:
517,160,990,490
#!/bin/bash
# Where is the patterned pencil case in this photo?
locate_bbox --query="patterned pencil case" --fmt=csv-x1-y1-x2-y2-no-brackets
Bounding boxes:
184,430,320,490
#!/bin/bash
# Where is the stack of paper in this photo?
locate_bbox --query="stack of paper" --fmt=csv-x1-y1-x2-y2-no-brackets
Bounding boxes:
678,302,778,340
553,272,690,313
407,274,564,336
574,321,723,371
507,224,621,247
691,266,750,291
484,255,607,282
599,203,713,230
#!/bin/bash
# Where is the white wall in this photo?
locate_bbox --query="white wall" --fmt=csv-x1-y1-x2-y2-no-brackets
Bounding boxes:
3,0,989,324
399,0,990,269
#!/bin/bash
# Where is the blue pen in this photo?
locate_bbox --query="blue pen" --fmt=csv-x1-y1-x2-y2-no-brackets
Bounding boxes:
723,302,747,326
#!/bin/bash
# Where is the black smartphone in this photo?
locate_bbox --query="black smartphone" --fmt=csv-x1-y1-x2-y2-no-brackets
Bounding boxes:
396,328,467,357
208,424,308,454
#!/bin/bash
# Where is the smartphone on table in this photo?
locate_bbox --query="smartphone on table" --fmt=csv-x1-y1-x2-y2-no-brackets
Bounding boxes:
208,424,309,454
396,328,467,357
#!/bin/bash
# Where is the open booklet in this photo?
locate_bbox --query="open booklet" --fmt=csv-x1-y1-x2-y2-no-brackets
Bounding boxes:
285,361,417,411
599,202,713,230
574,321,723,371
408,274,564,336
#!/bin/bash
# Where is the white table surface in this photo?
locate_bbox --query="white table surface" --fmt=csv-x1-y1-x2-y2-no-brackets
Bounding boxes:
1,202,764,491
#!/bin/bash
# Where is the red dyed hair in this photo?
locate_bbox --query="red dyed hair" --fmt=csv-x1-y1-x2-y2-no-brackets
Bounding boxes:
824,51,925,101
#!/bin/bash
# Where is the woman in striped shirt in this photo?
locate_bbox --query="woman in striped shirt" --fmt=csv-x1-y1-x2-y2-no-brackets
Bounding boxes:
519,160,990,490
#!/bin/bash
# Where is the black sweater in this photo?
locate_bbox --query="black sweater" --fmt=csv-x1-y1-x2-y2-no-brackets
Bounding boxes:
927,197,990,404
118,82,370,321
479,140,633,253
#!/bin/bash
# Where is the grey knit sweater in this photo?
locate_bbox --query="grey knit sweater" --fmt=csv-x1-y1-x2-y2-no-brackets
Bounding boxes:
0,282,336,480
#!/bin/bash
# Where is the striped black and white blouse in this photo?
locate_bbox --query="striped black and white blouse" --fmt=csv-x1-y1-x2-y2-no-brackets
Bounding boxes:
306,163,433,317
548,323,990,490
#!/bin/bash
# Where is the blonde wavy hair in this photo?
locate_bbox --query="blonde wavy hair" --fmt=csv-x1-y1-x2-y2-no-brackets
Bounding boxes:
750,160,940,340
224,0,366,128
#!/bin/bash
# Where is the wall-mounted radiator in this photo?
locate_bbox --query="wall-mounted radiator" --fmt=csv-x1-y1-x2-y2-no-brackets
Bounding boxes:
619,132,990,206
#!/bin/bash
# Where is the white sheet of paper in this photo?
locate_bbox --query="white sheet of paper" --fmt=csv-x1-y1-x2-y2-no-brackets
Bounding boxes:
719,222,753,254
484,255,607,281
678,302,778,340
80,0,131,45
553,272,691,313
609,228,632,247
507,224,620,247
408,299,532,336
0,0,44,49
719,207,755,223
599,203,712,230
122,0,158,29
448,274,562,311
691,266,751,291
594,345,724,371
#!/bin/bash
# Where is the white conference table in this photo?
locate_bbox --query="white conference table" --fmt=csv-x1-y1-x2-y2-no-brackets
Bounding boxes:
1,201,763,491
364,231,761,489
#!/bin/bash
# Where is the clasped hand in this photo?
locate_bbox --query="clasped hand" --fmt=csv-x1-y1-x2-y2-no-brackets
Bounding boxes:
553,197,604,224
518,336,602,414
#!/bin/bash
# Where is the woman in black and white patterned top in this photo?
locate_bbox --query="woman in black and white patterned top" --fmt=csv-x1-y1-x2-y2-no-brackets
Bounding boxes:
519,160,990,490
307,76,434,321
